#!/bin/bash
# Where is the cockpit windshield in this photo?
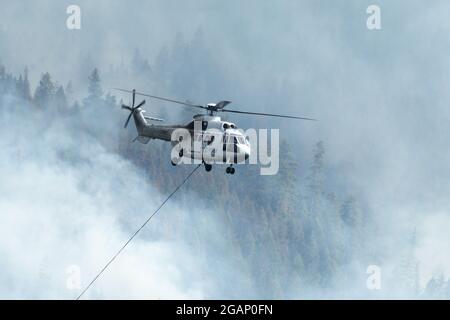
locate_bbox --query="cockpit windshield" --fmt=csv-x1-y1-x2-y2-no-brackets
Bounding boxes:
226,134,249,146
232,136,248,145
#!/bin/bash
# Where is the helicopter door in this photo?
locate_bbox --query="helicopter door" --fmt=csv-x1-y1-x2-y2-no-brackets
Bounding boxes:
232,136,238,163
222,134,227,162
191,131,203,159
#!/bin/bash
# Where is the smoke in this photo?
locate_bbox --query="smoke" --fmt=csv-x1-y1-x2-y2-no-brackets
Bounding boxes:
0,95,250,299
2,0,450,298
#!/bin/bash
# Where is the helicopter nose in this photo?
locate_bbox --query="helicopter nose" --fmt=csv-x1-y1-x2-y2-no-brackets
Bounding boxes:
242,145,250,161
235,145,250,163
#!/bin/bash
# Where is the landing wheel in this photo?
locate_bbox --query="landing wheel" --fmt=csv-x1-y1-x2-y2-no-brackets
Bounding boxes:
171,159,178,166
226,166,235,175
204,163,212,172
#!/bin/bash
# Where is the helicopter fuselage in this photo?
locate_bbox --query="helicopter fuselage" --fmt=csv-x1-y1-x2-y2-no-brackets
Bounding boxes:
132,108,251,168
117,87,315,174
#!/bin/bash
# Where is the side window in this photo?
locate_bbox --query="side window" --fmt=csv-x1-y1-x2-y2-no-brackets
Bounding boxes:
203,134,214,145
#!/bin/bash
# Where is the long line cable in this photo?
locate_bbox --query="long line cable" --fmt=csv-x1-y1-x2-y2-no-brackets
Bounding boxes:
76,164,202,300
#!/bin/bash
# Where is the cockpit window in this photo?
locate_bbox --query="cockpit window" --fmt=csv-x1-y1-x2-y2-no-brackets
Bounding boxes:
230,136,246,145
205,135,215,145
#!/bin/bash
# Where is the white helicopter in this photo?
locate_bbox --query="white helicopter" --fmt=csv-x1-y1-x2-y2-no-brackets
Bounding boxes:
115,88,315,174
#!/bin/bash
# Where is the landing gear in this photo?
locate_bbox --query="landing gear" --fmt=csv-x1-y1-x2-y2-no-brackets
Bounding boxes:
226,166,235,175
204,163,212,172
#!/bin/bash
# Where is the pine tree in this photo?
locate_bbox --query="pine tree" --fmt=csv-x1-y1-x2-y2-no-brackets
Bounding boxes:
423,273,447,299
276,140,299,202
340,196,360,227
87,68,103,99
34,72,55,108
0,64,5,95
131,48,151,75
65,81,74,102
393,229,421,298
22,67,31,100
83,68,104,108
69,100,81,116
308,141,325,196
154,46,170,87
0,64,5,80
54,86,68,110
104,92,117,107
16,75,24,97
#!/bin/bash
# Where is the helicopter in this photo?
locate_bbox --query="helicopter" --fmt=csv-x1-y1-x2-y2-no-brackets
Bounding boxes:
115,88,316,174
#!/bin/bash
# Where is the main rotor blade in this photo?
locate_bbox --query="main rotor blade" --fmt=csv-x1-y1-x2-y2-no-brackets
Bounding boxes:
122,105,132,111
222,109,317,121
215,100,231,110
132,89,136,107
113,88,205,109
135,100,146,109
124,112,133,128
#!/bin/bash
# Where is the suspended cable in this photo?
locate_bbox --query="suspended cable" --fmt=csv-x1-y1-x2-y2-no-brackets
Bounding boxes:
76,164,202,300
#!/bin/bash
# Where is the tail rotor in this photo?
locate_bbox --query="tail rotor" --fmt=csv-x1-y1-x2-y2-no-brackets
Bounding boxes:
122,89,146,128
